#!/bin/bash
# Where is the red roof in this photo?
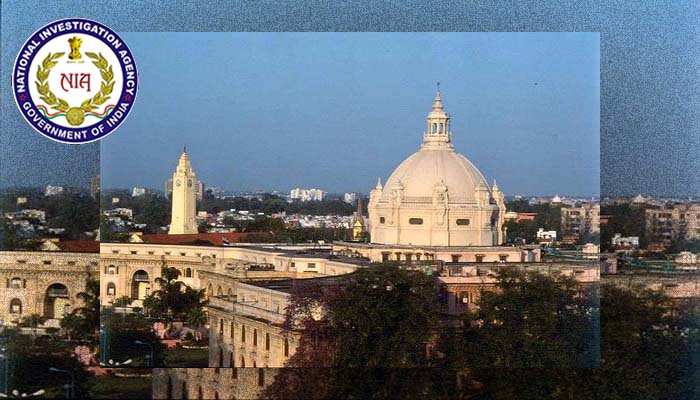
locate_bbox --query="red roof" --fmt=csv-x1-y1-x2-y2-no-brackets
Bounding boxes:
137,232,251,246
56,240,100,253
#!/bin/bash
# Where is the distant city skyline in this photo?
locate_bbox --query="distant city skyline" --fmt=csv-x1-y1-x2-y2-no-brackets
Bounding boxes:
99,33,600,197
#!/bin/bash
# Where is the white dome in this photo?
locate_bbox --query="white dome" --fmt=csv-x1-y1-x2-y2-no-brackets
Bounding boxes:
383,146,491,201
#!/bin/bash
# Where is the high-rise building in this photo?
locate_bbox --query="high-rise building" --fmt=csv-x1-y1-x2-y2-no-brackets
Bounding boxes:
169,148,198,234
45,185,64,196
90,176,100,198
560,202,600,238
289,188,326,202
645,204,700,242
344,192,357,204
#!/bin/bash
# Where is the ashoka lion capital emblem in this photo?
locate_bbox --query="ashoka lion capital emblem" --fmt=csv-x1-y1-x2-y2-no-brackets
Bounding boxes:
13,18,138,144
67,36,82,60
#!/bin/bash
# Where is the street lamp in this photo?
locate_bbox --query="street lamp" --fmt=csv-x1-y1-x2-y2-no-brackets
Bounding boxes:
48,368,74,399
99,359,132,367
134,340,154,367
0,389,45,398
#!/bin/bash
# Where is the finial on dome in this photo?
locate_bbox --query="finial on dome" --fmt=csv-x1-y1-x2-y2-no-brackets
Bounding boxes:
183,145,187,154
432,86,443,110
492,179,499,191
376,178,383,190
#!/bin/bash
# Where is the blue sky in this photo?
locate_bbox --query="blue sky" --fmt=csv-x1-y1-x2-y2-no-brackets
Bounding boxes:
100,32,599,196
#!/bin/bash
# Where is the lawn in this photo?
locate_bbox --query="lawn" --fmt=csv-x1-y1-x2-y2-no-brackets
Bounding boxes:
163,346,209,367
88,374,153,399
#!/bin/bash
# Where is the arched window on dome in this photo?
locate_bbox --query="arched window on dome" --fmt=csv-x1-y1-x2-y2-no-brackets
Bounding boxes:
439,123,444,133
432,123,437,133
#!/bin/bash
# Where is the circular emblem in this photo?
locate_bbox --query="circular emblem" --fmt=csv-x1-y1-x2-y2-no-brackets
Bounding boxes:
12,18,138,144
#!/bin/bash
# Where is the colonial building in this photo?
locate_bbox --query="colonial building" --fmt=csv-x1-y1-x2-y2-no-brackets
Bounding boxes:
169,148,199,234
0,246,98,327
140,91,599,397
368,91,506,247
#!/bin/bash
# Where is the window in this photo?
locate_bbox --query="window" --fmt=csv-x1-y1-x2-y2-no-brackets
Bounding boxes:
112,250,119,254
499,254,509,262
258,369,265,387
409,218,423,225
164,252,171,255
265,333,270,351
284,338,290,357
9,299,22,314
230,322,235,339
16,260,26,264
219,319,224,335
451,255,461,262
381,253,390,262
380,217,385,223
130,251,137,255
180,252,186,257
241,325,246,342
43,260,51,265
231,362,237,378
475,254,485,263
456,219,470,226
9,278,22,289
240,356,245,368
107,283,116,296
253,329,258,347
307,263,316,269
106,265,116,275
181,382,187,400
185,268,192,278
147,251,155,255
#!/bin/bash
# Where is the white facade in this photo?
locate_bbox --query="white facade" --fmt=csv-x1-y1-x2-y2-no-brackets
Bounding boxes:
289,188,326,202
368,91,506,247
611,233,640,249
343,192,357,204
45,185,64,196
536,228,557,242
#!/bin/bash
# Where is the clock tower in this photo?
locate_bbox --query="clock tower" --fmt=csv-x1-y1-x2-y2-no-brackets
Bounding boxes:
168,147,198,234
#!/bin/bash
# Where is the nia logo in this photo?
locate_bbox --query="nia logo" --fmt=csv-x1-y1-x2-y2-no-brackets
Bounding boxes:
12,18,138,144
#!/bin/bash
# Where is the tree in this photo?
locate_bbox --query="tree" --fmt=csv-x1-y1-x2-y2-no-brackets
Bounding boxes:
442,269,598,399
19,314,47,338
61,277,100,340
185,308,207,342
264,266,439,399
149,264,207,324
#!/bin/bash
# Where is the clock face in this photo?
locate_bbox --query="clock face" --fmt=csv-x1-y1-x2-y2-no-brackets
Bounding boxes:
176,180,181,187
187,180,192,187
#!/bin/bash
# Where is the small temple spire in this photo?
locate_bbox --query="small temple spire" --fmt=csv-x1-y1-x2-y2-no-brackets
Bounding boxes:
492,179,499,191
376,177,383,190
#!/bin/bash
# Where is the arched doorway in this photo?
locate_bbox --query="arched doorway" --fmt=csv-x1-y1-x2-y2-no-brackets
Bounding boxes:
44,283,70,319
131,270,151,300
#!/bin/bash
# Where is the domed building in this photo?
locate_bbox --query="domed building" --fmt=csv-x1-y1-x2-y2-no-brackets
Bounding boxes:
334,90,540,264
369,90,505,247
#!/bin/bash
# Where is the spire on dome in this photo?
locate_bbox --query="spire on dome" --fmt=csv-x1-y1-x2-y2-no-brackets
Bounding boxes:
423,86,451,146
492,179,499,192
183,145,187,154
376,178,383,190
